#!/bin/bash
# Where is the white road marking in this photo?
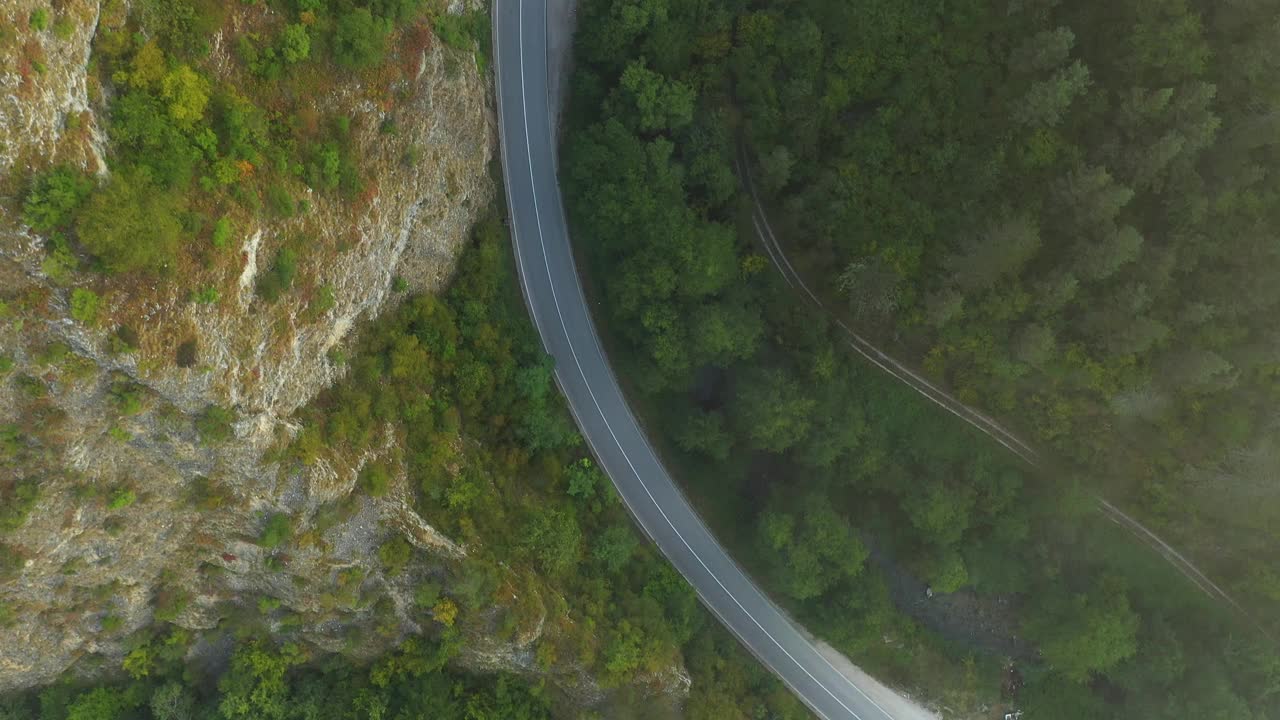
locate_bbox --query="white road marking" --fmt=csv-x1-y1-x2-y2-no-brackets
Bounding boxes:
497,2,901,718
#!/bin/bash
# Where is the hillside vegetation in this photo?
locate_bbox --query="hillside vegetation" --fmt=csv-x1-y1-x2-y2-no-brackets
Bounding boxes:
562,0,1280,717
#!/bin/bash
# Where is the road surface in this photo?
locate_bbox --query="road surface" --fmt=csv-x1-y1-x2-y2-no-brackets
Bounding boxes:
491,2,932,718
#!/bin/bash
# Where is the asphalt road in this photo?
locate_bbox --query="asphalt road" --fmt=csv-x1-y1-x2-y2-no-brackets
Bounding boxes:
491,2,913,718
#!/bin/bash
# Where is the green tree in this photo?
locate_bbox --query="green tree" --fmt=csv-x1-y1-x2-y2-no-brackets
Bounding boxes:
1024,579,1140,683
280,24,311,64
618,61,695,133
756,497,867,601
731,368,814,453
519,508,582,577
903,481,975,547
1013,60,1091,128
161,65,210,129
218,642,304,720
593,524,638,573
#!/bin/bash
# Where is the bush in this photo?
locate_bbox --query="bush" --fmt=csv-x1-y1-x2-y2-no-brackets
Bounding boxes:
29,8,48,31
108,488,137,510
413,580,441,609
23,166,93,232
53,15,74,39
211,216,233,248
76,171,188,274
70,288,101,325
378,536,412,575
0,480,39,531
185,476,229,510
190,286,220,304
110,325,140,354
259,512,293,548
196,405,235,444
256,248,298,301
153,588,191,622
280,24,310,63
109,382,146,416
0,544,22,581
266,184,294,217
310,285,336,316
333,9,389,69
175,338,198,367
359,462,391,497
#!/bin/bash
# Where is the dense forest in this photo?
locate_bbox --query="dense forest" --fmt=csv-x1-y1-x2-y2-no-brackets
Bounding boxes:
562,0,1280,716
729,0,1280,606
0,638,554,720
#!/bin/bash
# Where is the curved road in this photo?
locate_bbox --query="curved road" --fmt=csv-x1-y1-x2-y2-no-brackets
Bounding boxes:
492,2,914,718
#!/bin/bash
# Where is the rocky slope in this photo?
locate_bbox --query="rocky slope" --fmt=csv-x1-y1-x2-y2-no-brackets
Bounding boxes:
0,0,528,692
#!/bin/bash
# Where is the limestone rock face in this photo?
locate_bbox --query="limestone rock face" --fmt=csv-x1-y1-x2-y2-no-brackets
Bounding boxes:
0,0,497,691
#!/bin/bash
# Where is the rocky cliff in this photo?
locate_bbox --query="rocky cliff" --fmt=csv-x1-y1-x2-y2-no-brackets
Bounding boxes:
0,0,512,691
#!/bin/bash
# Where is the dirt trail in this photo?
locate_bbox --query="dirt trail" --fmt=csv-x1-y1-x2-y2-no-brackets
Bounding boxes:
735,146,1260,632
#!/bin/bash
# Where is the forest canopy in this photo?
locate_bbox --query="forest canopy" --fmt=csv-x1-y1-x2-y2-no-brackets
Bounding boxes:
562,0,1280,716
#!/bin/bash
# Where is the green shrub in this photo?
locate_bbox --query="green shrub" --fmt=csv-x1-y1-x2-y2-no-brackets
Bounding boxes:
195,405,235,444
23,166,92,232
211,216,233,248
0,479,39,531
190,286,220,304
333,9,389,69
76,171,188,274
70,288,101,325
280,24,310,63
267,184,294,217
0,544,21,581
378,536,412,575
109,381,146,416
36,341,70,365
259,512,293,548
256,248,298,301
185,476,229,510
310,284,336,317
108,488,137,510
413,580,441,609
152,588,191,622
29,8,48,31
109,325,140,354
0,356,13,374
53,15,74,39
15,374,47,399
100,614,123,633
359,462,391,497
175,338,198,368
